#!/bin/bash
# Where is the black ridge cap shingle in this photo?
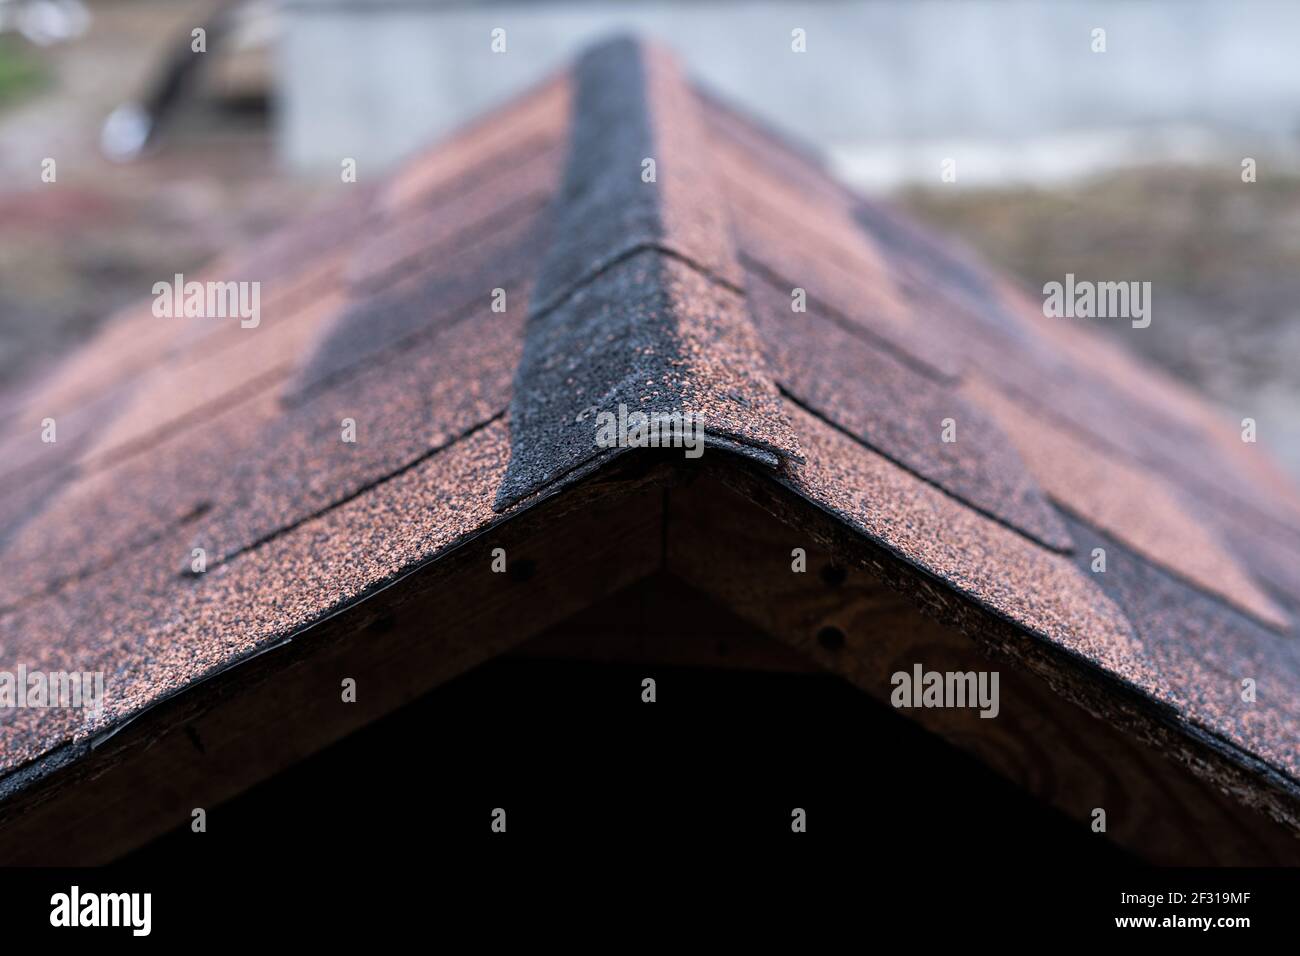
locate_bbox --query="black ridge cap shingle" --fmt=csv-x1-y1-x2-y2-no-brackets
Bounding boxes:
529,36,743,314
495,37,801,510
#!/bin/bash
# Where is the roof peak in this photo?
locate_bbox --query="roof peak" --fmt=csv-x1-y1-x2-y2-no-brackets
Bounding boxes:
495,35,801,509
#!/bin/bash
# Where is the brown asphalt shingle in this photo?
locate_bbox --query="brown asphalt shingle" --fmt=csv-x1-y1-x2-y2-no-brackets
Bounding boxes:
0,226,361,490
292,206,550,401
747,266,1073,551
963,374,1288,629
0,418,514,784
1,36,1297,825
379,72,571,217
0,279,526,611
1064,514,1300,782
728,190,961,382
349,145,563,293
776,399,1160,688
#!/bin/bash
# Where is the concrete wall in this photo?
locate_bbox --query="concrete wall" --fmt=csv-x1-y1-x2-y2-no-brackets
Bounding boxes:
278,0,1300,185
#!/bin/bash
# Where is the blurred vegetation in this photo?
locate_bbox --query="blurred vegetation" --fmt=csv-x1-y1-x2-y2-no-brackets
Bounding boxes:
896,166,1300,391
0,35,44,108
896,165,1300,475
897,166,1300,295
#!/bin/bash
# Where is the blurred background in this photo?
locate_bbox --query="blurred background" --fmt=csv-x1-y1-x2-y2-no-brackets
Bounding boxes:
1,0,1297,473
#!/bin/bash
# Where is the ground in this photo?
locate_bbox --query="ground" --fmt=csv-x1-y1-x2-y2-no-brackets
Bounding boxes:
0,1,313,391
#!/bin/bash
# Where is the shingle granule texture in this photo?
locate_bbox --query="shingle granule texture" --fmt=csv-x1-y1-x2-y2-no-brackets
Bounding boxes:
346,142,562,292
0,420,513,776
732,219,962,382
778,401,1158,694
1063,515,1300,781
0,291,524,610
1,35,1298,812
530,38,741,317
495,38,799,508
962,375,1288,630
298,205,551,398
747,267,1072,552
497,247,799,509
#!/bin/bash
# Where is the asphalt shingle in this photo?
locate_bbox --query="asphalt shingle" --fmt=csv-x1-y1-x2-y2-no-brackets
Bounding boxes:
497,248,798,509
529,37,741,317
962,374,1288,630
777,400,1156,690
1064,514,1300,781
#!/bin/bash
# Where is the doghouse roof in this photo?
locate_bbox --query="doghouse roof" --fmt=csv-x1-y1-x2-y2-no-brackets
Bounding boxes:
2,37,1299,833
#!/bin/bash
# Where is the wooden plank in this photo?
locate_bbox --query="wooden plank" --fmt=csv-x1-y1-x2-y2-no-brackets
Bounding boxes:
514,570,819,673
666,469,1300,865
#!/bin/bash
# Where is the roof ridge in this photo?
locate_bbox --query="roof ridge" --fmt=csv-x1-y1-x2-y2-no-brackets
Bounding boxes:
493,36,802,511
527,35,743,313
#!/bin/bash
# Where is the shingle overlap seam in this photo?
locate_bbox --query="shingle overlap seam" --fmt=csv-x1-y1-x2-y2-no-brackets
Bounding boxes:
742,254,957,384
185,410,507,574
494,36,803,510
778,387,1077,555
